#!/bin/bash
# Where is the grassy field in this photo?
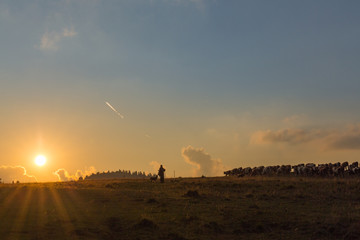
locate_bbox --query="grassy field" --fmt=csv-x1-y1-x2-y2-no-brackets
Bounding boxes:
1,177,360,240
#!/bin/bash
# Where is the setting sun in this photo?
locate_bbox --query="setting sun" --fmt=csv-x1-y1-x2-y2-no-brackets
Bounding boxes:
34,155,47,166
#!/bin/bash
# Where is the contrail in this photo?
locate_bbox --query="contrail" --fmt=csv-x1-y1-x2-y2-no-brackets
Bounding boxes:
105,101,124,119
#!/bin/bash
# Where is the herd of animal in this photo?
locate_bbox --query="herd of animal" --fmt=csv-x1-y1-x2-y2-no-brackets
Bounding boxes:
224,161,360,177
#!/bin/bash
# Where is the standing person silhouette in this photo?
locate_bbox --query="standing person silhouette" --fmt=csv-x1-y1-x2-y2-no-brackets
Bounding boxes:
158,165,166,183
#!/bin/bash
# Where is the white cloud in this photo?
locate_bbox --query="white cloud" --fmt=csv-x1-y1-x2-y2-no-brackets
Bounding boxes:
181,145,225,177
54,168,74,181
37,26,77,51
54,166,96,181
75,166,96,179
0,166,37,183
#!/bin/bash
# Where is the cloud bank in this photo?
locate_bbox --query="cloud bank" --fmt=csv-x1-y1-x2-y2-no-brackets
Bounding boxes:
38,26,77,51
327,125,360,150
54,166,96,181
251,128,327,145
181,145,225,177
251,124,360,150
329,135,360,150
0,166,37,183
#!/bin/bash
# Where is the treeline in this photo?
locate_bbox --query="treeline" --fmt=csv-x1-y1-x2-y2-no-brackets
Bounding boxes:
84,169,157,180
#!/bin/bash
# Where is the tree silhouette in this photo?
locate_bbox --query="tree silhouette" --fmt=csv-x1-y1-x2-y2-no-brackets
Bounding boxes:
85,169,156,180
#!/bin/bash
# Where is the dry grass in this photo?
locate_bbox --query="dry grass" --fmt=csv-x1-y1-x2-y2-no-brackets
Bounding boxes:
0,176,360,239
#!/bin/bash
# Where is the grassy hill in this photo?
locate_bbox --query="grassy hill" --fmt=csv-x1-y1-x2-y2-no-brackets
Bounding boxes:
0,176,360,239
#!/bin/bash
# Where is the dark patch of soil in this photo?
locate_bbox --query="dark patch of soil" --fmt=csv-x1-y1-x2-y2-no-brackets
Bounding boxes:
184,190,200,198
202,221,224,234
146,198,158,204
245,193,254,198
164,233,188,240
182,215,199,224
344,221,360,240
233,220,273,234
249,204,259,209
105,217,122,232
133,218,158,230
105,183,122,189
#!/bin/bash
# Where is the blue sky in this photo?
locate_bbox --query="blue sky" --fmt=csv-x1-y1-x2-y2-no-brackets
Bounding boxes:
1,0,360,181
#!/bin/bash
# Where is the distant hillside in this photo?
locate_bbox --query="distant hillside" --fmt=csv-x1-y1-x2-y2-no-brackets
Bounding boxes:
84,169,156,180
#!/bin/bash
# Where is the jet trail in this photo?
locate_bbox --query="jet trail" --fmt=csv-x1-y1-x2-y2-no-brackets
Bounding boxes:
105,101,124,119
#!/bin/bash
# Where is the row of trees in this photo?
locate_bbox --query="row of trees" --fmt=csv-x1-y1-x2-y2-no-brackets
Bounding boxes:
0,178,20,184
84,169,156,180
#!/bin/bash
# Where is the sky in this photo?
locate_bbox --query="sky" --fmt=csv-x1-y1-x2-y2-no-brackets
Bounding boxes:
1,0,360,182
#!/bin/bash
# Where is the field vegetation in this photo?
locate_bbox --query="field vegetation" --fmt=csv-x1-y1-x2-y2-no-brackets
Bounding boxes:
0,176,360,239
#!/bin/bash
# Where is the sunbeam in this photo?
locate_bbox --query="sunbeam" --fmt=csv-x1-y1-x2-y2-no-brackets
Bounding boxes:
9,187,33,238
0,187,22,229
49,187,78,238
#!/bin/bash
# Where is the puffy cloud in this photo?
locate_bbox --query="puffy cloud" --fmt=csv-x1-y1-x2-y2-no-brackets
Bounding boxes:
54,168,74,181
54,166,96,181
37,26,77,51
75,166,96,179
0,166,37,183
181,145,225,177
149,161,162,173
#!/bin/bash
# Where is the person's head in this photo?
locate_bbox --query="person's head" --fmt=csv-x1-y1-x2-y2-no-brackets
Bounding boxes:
160,165,163,167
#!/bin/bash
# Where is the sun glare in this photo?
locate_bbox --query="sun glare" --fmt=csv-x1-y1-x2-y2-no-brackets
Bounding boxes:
35,155,47,166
